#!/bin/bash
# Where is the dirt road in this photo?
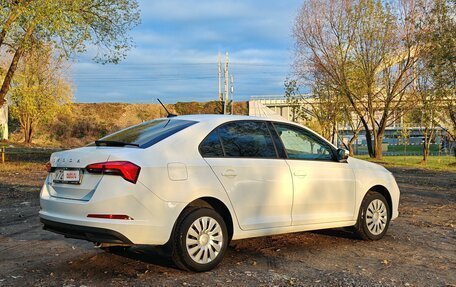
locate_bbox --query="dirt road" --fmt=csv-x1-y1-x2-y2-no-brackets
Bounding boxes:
0,163,455,286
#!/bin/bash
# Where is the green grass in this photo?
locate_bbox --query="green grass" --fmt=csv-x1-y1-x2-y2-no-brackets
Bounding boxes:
356,155,456,172
353,144,441,154
387,144,440,153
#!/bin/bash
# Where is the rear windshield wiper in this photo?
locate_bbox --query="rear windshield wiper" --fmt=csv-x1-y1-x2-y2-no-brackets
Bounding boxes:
95,140,140,147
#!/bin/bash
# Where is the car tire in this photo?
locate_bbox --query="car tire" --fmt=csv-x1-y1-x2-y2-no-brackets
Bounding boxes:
171,207,228,272
355,191,390,240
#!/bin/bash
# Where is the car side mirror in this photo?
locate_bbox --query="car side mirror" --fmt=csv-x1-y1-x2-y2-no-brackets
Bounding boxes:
337,148,349,162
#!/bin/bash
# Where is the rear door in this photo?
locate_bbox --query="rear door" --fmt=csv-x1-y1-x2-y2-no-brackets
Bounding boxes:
201,121,293,230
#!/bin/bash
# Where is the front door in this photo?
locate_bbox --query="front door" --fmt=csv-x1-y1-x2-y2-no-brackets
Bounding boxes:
273,123,356,225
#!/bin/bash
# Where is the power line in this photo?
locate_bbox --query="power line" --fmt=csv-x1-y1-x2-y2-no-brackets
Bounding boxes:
71,62,290,67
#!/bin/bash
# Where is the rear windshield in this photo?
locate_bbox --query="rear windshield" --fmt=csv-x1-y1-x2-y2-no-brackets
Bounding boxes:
94,119,197,148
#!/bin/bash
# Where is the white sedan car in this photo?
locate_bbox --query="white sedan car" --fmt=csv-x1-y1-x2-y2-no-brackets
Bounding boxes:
40,115,400,272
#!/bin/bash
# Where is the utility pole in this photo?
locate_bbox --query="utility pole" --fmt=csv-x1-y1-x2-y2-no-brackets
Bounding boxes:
230,75,234,114
218,52,222,102
224,52,229,115
217,51,234,115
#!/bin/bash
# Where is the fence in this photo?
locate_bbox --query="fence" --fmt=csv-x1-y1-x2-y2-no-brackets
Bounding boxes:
350,143,456,157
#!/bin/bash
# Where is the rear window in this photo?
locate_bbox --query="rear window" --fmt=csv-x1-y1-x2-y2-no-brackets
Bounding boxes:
94,119,197,148
199,130,224,157
216,121,277,158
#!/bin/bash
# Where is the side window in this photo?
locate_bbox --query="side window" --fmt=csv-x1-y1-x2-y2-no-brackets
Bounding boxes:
200,130,224,157
218,121,277,158
274,123,334,161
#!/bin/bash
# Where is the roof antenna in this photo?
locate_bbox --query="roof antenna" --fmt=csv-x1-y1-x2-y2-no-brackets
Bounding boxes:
157,98,177,118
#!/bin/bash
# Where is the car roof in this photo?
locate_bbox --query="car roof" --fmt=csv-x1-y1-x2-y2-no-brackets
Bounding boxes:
151,114,338,150
163,114,293,124
176,114,338,149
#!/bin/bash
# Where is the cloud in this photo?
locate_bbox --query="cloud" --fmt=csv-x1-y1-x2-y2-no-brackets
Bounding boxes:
138,1,252,21
71,0,302,103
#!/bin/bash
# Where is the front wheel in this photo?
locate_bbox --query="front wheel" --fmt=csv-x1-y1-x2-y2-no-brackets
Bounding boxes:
355,191,390,240
171,207,228,272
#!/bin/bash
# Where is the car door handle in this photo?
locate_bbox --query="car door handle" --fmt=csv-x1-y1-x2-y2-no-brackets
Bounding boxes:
221,169,237,177
293,170,307,177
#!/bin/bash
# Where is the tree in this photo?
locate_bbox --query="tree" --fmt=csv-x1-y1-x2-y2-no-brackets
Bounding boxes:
284,79,310,123
293,0,423,159
284,78,339,142
339,102,364,156
401,125,411,157
284,77,363,151
310,77,343,143
409,0,456,160
0,0,140,107
423,0,456,144
9,44,72,143
412,71,442,162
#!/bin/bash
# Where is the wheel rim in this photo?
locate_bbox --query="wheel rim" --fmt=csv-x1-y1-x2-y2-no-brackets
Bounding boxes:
185,216,223,264
366,199,388,235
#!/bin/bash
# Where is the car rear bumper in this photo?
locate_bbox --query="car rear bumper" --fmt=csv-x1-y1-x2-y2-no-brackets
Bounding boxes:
39,176,186,245
41,218,133,244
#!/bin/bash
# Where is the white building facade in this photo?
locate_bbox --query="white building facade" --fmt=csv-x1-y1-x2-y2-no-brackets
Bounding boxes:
0,104,8,140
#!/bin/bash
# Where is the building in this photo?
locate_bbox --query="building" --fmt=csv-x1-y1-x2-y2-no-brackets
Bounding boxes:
0,104,7,140
249,96,453,155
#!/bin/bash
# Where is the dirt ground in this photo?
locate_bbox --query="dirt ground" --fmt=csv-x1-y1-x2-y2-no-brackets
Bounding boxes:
0,161,455,287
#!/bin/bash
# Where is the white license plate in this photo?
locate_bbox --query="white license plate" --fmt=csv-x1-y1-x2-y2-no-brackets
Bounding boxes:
53,169,81,184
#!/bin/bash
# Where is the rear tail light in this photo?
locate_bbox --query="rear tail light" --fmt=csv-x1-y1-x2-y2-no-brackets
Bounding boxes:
85,161,141,183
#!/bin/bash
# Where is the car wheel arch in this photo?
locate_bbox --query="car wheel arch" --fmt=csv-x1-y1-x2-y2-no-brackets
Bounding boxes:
175,197,234,242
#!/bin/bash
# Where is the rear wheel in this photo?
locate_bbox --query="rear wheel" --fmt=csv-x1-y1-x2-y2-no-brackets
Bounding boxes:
171,207,228,272
355,191,390,240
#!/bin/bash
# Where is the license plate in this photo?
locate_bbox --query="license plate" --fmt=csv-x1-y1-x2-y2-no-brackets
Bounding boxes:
53,169,82,184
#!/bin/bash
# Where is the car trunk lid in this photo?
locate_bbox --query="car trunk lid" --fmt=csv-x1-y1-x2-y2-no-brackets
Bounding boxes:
47,147,125,201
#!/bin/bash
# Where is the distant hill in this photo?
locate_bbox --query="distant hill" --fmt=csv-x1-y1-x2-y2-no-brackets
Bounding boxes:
7,101,248,147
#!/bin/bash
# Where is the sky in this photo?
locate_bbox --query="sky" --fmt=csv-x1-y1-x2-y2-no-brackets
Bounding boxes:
72,0,303,104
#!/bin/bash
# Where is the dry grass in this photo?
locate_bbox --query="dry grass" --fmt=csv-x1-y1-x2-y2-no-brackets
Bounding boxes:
7,101,248,148
1,161,46,172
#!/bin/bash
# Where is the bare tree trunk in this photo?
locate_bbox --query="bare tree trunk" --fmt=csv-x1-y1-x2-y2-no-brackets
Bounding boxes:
361,118,374,158
422,128,434,163
28,123,33,144
23,118,33,144
422,142,429,162
331,120,337,146
0,21,36,107
348,139,355,156
0,47,24,107
422,140,429,163
24,128,30,144
23,121,29,144
374,130,385,160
